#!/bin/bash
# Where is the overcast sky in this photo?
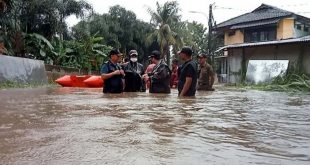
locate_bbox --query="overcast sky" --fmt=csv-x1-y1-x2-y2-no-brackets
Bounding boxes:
67,0,310,27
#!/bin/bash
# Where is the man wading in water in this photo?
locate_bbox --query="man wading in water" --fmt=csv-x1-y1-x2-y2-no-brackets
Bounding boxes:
100,49,125,93
197,53,215,91
122,50,145,92
143,50,171,93
177,46,198,97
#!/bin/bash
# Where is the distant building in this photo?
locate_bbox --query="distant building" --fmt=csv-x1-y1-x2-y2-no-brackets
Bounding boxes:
215,4,310,83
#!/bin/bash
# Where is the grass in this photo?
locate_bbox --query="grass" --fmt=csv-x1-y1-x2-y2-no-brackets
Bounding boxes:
233,73,310,93
0,81,58,90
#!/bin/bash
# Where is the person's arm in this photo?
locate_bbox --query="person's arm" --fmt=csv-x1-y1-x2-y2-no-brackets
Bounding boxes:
101,70,122,80
151,65,169,83
179,65,195,96
100,63,125,80
180,77,192,96
209,66,215,86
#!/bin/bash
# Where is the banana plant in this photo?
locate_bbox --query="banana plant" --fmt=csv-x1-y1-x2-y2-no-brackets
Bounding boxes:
24,33,54,60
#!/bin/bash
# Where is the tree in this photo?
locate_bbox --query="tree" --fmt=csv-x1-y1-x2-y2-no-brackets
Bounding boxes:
0,0,92,57
72,5,155,64
176,21,208,58
146,1,183,66
57,0,92,40
19,0,91,40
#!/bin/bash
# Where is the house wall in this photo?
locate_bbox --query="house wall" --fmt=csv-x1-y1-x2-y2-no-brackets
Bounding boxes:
245,44,299,62
293,22,310,38
225,43,310,83
224,30,244,45
277,18,294,40
302,44,310,74
227,49,243,83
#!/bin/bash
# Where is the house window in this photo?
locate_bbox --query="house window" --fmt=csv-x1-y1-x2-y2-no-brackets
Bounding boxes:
305,27,309,32
228,31,235,36
244,27,276,43
296,25,302,30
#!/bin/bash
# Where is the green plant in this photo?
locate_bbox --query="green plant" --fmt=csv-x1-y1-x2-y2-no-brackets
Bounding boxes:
24,33,54,60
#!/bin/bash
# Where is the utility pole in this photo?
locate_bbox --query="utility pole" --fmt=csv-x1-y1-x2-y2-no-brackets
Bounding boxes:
208,4,213,64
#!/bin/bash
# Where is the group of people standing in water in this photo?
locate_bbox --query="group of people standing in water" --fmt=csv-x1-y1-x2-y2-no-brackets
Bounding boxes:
100,46,214,97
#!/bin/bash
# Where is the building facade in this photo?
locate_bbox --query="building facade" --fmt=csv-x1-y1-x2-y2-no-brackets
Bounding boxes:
215,4,310,83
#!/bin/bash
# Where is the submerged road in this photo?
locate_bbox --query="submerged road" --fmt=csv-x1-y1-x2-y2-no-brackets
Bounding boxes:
0,87,310,164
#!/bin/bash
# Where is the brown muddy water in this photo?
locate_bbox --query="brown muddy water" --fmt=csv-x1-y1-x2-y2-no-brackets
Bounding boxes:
0,87,310,165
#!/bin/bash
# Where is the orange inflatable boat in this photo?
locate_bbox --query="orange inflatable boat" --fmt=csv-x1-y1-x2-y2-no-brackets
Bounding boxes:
55,75,103,88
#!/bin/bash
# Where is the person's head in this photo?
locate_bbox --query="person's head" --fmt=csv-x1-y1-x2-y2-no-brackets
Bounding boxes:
198,53,208,65
109,49,122,63
148,50,161,64
178,46,193,61
129,50,138,62
172,59,178,67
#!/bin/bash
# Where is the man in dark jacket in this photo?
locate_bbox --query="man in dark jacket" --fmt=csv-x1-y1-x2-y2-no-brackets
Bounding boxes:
143,50,171,93
101,49,125,93
122,50,145,92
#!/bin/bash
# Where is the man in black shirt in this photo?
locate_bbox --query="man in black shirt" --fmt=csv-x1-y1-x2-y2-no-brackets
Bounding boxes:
177,46,198,97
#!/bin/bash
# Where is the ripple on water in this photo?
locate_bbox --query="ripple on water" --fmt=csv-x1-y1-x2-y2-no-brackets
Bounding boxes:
0,87,310,164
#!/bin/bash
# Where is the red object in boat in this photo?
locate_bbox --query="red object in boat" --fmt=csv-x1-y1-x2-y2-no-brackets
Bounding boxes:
83,76,103,87
55,75,91,87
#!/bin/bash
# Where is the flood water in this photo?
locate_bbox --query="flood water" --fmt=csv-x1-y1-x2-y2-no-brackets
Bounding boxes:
0,87,310,165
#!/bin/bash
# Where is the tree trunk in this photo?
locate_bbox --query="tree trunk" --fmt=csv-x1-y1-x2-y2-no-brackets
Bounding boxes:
164,45,170,66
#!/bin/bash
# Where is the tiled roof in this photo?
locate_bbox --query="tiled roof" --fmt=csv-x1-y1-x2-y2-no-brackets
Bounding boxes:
230,18,280,30
216,4,293,29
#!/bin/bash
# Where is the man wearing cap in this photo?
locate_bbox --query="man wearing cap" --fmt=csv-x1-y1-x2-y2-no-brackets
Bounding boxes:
123,49,145,92
143,50,171,93
177,46,198,96
197,53,215,91
101,49,125,93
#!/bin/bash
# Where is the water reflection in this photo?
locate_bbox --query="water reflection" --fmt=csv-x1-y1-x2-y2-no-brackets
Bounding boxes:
0,87,310,164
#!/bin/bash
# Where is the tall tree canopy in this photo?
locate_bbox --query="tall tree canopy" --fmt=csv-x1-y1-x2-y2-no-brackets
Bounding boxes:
146,1,183,66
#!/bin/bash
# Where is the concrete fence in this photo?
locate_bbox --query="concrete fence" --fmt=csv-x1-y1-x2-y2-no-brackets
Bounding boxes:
0,55,47,84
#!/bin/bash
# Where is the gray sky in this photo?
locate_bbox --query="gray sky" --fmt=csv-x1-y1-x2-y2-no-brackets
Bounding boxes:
67,0,310,27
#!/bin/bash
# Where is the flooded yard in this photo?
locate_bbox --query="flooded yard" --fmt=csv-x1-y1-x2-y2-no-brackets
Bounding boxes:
0,87,310,164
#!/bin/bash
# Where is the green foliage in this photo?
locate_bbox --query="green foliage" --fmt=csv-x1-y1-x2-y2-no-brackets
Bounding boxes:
24,33,54,60
72,6,155,64
0,0,92,57
146,1,183,66
1,0,223,74
47,35,112,71
177,21,208,55
240,73,310,92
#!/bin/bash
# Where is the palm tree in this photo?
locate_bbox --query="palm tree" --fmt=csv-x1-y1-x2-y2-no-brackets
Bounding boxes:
146,1,183,66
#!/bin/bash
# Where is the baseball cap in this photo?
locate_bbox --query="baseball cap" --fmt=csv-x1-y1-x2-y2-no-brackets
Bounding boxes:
179,46,193,56
129,50,138,56
148,50,161,59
